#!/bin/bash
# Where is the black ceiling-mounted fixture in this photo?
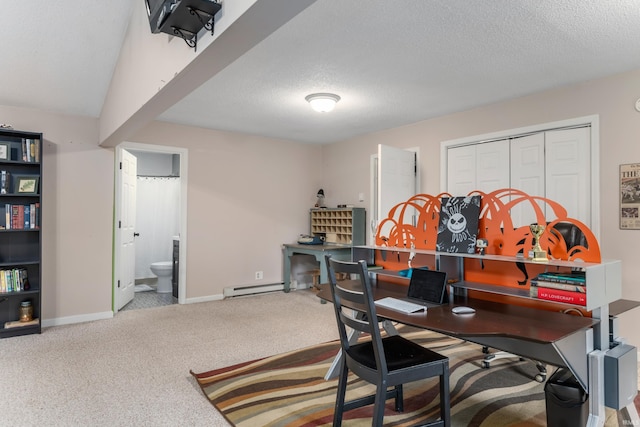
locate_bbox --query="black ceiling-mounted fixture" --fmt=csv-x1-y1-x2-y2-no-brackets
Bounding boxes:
145,0,222,51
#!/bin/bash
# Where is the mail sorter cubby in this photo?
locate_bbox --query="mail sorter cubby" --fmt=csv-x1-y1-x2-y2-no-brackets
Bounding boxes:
310,208,365,246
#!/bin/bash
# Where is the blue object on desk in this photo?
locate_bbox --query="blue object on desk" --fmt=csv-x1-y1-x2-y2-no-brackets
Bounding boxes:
298,235,323,245
398,266,429,278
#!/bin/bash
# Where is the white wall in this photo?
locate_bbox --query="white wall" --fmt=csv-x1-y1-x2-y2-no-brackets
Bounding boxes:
322,68,640,349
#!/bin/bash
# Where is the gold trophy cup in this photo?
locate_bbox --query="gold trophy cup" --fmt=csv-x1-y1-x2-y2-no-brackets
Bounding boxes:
529,223,548,263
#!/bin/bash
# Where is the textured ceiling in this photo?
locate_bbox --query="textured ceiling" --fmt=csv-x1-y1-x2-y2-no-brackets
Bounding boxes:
2,0,640,144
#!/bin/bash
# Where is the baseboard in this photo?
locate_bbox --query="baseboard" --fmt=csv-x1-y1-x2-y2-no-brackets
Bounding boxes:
42,311,114,328
185,293,225,304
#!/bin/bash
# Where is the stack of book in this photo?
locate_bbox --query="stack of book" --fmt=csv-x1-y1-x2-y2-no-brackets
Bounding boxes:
3,203,40,230
0,268,29,293
530,271,586,306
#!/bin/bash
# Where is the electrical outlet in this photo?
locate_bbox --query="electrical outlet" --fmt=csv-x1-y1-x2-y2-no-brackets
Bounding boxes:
255,271,263,280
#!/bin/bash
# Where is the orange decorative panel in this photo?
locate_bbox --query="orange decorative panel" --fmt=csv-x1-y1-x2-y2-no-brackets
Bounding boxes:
373,189,601,315
375,188,600,263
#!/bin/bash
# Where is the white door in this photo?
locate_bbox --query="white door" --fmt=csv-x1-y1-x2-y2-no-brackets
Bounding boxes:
376,145,417,239
446,145,476,196
115,149,137,311
545,127,590,225
476,140,510,193
447,140,509,195
510,133,545,227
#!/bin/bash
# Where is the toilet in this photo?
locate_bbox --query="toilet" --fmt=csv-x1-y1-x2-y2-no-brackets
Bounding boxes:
150,261,173,293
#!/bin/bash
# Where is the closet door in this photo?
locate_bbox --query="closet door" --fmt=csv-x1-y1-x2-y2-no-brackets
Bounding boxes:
446,144,476,196
476,140,510,193
545,127,590,226
510,133,545,227
447,140,509,196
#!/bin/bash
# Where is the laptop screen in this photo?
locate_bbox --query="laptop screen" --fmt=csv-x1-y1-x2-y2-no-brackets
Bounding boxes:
407,269,447,304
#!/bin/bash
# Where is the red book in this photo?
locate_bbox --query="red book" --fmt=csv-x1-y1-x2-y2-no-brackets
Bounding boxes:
533,286,587,306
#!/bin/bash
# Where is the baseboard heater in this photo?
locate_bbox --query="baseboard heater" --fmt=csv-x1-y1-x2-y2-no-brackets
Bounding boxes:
223,282,284,298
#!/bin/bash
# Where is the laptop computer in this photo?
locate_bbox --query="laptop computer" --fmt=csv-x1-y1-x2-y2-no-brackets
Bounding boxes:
406,268,448,307
375,268,448,314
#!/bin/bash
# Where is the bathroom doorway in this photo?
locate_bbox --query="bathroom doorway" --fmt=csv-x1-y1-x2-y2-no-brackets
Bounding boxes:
113,142,188,313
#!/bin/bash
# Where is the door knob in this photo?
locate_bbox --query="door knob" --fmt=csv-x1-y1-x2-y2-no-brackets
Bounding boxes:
133,232,140,237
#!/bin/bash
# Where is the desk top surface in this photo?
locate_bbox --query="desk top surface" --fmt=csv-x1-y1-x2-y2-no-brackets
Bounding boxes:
316,279,598,345
284,243,352,251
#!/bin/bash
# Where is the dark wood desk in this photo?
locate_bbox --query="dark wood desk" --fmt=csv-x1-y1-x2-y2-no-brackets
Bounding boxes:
317,278,597,387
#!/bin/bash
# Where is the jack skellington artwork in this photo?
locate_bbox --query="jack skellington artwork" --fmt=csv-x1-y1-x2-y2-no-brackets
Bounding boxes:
436,195,481,253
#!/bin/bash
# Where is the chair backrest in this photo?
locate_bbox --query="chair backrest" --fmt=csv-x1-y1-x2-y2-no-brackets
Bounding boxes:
325,255,388,374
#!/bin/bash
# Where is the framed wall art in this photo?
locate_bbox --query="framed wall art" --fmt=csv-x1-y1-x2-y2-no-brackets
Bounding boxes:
620,163,640,229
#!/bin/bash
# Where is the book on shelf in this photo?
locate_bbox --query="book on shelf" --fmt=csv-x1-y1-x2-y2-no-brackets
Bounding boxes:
4,318,39,329
530,286,586,306
535,271,585,284
20,138,39,163
0,268,29,293
3,203,40,230
0,170,9,194
531,280,586,293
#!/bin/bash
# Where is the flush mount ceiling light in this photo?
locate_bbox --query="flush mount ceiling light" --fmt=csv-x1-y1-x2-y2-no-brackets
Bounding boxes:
305,93,341,113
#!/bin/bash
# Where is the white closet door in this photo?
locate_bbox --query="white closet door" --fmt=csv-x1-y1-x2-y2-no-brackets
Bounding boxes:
447,141,509,196
476,140,510,193
545,127,590,225
510,133,545,227
447,144,476,195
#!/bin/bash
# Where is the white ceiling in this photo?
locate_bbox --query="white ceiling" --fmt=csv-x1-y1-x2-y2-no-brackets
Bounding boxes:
2,0,640,144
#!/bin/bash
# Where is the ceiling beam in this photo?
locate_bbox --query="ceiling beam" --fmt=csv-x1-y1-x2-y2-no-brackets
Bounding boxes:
99,0,317,147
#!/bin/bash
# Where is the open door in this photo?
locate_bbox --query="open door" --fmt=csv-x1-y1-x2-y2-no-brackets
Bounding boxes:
114,148,137,312
375,145,418,240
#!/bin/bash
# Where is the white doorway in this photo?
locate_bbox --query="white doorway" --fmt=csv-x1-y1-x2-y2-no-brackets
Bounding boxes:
113,142,188,313
370,145,420,244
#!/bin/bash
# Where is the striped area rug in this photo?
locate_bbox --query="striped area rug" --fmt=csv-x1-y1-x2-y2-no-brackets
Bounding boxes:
191,329,628,426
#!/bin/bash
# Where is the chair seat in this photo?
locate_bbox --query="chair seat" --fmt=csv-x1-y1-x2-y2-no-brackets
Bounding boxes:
348,335,447,372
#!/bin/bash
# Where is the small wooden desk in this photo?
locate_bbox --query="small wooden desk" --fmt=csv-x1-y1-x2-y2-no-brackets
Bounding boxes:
282,243,352,292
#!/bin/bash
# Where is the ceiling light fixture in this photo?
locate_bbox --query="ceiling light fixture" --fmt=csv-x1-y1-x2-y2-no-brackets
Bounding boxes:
305,93,341,113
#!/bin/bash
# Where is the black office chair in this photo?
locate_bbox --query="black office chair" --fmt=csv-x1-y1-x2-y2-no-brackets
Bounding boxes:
325,254,451,427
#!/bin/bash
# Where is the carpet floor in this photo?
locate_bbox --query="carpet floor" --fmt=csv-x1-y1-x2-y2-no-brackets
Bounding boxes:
192,328,630,426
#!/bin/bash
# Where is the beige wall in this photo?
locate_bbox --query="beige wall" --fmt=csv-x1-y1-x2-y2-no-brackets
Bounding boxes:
323,68,640,348
2,67,639,348
0,106,114,323
131,121,322,299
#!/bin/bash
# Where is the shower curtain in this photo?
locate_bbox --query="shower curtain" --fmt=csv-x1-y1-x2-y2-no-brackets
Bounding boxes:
135,176,180,279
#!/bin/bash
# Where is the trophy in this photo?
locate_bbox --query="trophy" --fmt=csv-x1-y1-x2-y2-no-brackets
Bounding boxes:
529,223,548,263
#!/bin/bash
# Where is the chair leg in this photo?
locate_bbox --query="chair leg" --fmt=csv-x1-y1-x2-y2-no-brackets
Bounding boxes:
333,364,349,426
395,384,404,412
372,385,387,427
440,364,451,427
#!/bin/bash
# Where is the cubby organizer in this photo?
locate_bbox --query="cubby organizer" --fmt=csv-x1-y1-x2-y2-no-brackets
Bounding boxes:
310,208,365,246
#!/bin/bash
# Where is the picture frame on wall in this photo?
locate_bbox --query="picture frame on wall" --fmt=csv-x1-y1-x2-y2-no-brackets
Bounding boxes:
14,175,39,195
620,163,640,229
0,142,9,160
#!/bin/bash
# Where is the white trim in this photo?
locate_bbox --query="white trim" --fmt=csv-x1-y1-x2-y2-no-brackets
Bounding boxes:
114,142,189,311
42,311,113,328
440,115,600,239
185,294,225,304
